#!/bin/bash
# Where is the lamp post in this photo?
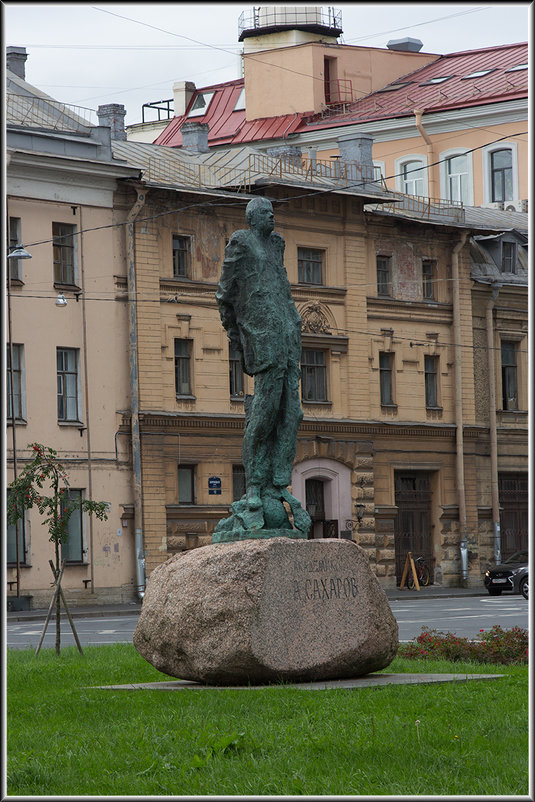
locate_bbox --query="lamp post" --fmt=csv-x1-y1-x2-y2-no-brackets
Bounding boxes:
7,245,32,598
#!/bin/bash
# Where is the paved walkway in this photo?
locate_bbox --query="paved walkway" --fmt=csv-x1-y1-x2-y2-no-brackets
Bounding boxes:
7,585,486,623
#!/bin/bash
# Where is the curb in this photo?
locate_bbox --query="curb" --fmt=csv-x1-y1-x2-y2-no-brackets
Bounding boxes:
7,589,488,623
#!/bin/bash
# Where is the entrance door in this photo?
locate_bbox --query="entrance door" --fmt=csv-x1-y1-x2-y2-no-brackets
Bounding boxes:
394,472,434,585
499,473,528,559
305,478,339,539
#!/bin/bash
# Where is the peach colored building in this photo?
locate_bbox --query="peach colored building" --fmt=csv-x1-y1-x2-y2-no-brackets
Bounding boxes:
6,51,142,608
144,7,527,213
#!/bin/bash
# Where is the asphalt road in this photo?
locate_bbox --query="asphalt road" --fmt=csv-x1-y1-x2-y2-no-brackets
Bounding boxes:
6,595,528,650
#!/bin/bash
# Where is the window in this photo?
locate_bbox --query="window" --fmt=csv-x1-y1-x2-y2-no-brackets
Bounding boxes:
419,75,454,85
501,341,518,410
174,339,192,396
422,260,436,301
424,355,439,407
57,347,80,422
7,490,26,565
505,63,527,72
379,352,394,406
462,68,496,79
53,222,77,285
229,344,244,398
8,217,22,281
376,255,391,296
232,465,246,501
301,349,327,402
490,149,513,202
7,344,25,420
446,153,469,203
377,81,413,92
178,466,195,504
501,242,517,273
187,91,214,118
60,489,85,563
298,247,324,285
402,160,425,195
172,235,190,278
233,87,246,111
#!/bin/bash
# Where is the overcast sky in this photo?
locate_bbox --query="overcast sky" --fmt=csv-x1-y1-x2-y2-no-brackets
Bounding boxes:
4,2,532,126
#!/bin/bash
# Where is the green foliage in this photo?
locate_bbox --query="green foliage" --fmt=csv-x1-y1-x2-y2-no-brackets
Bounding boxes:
7,442,108,547
398,625,528,665
6,644,529,796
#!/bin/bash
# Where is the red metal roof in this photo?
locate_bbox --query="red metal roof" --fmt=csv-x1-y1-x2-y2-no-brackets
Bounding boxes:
154,42,527,148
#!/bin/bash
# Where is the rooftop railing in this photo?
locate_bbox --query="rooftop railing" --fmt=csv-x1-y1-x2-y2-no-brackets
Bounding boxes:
238,6,342,38
6,94,96,132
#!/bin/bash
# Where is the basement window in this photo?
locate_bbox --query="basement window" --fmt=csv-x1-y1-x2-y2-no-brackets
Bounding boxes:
187,92,214,118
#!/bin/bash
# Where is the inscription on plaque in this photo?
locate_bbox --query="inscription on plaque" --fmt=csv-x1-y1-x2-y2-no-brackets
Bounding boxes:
291,558,358,601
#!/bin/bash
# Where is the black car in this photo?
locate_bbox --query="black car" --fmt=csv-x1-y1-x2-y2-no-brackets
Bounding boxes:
484,550,528,598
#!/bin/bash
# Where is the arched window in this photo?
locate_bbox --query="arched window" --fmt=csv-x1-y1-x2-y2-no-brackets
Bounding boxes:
395,156,427,196
490,149,513,202
402,160,425,195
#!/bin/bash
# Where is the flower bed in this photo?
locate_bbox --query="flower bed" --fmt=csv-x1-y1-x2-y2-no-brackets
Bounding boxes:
398,625,528,665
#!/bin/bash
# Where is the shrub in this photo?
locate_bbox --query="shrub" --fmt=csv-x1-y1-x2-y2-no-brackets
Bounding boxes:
398,625,528,665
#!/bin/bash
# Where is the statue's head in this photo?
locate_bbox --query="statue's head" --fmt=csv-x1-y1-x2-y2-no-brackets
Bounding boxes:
246,197,274,236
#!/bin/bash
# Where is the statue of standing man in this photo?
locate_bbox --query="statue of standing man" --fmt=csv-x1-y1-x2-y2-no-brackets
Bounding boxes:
214,197,311,541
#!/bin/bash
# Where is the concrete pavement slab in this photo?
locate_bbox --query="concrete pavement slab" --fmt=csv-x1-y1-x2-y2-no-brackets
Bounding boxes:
94,672,504,691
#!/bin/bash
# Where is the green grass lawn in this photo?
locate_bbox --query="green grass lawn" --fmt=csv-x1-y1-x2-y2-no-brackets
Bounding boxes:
6,644,528,797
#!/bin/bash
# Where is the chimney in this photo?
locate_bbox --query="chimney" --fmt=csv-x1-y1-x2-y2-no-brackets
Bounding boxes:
180,121,210,153
337,132,376,189
266,144,302,168
386,37,424,53
7,46,28,80
173,81,196,116
97,104,127,141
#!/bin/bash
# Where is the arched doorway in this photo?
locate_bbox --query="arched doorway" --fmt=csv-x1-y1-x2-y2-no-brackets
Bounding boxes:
291,458,352,540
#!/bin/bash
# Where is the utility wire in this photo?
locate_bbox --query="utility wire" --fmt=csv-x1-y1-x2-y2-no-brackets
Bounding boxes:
10,129,527,254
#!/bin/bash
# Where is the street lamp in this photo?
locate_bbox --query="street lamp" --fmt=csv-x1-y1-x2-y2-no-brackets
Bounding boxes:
7,244,32,598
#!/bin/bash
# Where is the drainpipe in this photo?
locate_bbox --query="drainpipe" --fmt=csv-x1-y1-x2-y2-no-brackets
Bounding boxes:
126,185,147,599
78,206,96,592
414,110,436,198
486,282,502,564
452,231,469,581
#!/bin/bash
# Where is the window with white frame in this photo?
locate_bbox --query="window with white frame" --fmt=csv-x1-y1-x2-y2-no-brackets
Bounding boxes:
396,156,427,196
60,489,86,563
491,149,513,202
482,143,518,205
57,347,80,422
187,92,214,118
440,149,473,205
7,344,25,421
53,222,77,285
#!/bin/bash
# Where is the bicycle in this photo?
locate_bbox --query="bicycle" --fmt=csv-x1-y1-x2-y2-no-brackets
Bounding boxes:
407,555,430,589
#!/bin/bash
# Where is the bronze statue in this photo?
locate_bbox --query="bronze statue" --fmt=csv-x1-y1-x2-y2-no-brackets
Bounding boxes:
214,197,310,541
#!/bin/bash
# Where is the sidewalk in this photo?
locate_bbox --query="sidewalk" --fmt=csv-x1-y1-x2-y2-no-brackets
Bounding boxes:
7,585,486,623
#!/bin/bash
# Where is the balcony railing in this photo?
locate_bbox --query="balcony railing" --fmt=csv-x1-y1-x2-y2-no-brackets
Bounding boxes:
239,6,342,39
6,94,96,132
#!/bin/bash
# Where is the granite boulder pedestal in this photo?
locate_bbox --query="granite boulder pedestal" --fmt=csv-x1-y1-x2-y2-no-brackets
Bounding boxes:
133,537,399,685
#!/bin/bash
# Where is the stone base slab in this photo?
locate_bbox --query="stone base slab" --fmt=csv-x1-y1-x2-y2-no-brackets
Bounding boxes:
133,537,399,685
95,673,505,691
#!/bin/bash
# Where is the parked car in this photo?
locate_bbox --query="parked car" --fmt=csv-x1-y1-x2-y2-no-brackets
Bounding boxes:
484,550,528,598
